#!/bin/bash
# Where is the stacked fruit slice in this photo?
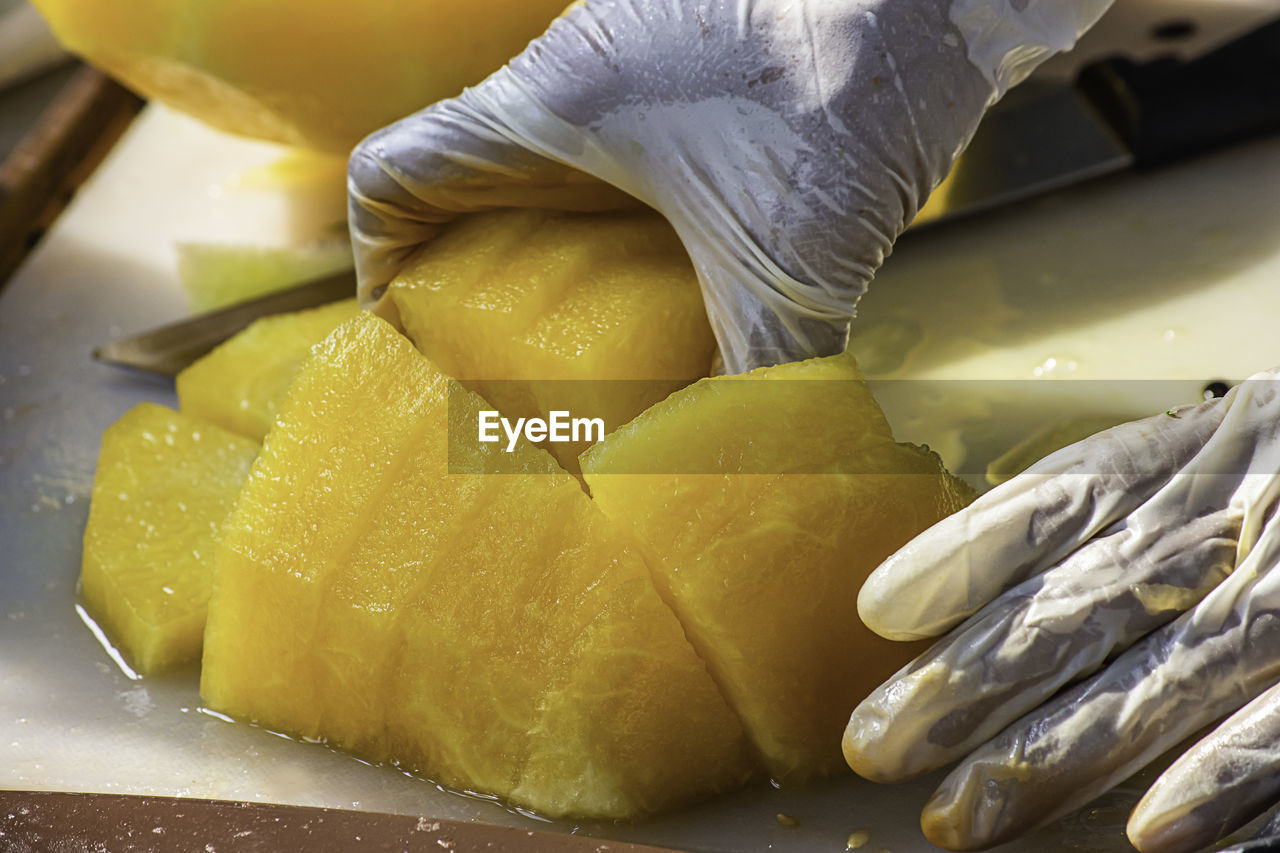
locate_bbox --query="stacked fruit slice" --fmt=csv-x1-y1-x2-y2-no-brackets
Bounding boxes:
83,209,712,677
191,312,968,816
389,208,716,471
582,358,966,780
201,313,758,817
81,403,258,673
80,208,972,819
176,298,361,441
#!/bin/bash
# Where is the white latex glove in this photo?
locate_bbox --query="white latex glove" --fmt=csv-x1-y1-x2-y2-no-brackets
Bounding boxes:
845,369,1280,852
348,0,1111,374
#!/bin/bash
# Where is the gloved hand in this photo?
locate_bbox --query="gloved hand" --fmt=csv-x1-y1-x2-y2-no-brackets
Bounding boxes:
347,0,1111,374
844,369,1280,852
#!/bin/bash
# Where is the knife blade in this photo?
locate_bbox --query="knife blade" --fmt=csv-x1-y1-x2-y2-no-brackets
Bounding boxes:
914,14,1280,227
0,790,686,853
93,267,357,376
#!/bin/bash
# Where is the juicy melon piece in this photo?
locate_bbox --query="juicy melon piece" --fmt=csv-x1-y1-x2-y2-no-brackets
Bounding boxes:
81,403,258,673
176,299,361,441
388,208,715,469
177,240,353,313
581,354,974,783
31,0,571,153
200,312,757,818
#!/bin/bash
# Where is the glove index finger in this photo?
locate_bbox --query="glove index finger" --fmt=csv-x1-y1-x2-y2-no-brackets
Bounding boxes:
858,398,1224,640
348,64,638,308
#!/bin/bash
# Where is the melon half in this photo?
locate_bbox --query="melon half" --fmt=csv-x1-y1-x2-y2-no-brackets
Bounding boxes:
32,0,570,152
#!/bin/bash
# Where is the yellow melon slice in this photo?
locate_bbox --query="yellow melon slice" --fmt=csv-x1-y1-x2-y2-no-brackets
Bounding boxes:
389,208,715,469
176,299,361,442
81,403,258,673
31,0,571,153
177,240,353,313
200,312,757,818
581,354,974,783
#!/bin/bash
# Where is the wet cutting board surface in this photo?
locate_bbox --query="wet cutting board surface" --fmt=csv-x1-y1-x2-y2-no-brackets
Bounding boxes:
5,88,1280,853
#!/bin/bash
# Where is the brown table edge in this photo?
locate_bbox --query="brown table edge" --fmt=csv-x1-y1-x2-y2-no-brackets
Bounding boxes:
0,64,144,291
0,790,690,853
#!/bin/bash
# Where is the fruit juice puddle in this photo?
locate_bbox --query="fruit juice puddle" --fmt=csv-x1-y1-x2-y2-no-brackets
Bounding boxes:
62,590,1154,851
74,602,143,682
73,593,564,823
75,596,898,844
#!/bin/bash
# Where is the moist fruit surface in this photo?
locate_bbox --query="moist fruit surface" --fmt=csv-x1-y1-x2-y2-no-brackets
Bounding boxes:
389,208,716,468
200,312,757,819
32,0,572,152
177,299,361,441
582,354,974,782
81,403,258,673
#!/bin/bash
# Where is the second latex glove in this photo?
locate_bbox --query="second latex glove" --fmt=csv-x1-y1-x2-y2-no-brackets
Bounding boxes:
844,369,1280,852
348,0,1111,374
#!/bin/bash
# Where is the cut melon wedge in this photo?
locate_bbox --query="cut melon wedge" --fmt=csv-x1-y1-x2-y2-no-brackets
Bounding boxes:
389,208,715,470
200,312,757,818
177,240,354,313
581,354,974,783
176,299,361,441
81,403,258,673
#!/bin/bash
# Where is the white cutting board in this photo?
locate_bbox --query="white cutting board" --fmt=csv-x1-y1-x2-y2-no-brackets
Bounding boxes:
6,19,1280,847
850,123,1280,485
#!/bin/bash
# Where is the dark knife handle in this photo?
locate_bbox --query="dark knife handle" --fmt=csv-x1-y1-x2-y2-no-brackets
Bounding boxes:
1076,16,1280,168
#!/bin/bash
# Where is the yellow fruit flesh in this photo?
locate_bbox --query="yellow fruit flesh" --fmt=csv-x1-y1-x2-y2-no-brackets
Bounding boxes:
176,299,361,441
86,201,976,811
81,403,258,673
201,312,757,818
32,0,572,153
581,355,974,783
177,240,353,313
389,208,715,469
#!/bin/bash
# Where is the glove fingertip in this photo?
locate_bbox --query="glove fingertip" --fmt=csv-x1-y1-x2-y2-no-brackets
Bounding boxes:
841,702,919,784
840,731,897,784
856,593,934,641
920,796,984,852
857,547,965,641
1127,773,1237,853
1125,810,1192,853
